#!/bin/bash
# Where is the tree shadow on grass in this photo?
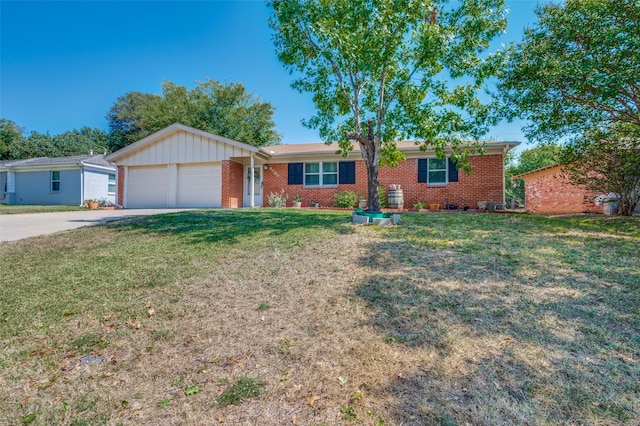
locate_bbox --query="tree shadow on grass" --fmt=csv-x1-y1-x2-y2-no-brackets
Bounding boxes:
104,208,355,247
354,214,639,425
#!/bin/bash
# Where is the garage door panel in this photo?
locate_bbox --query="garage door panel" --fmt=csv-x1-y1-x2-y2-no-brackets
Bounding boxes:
127,166,168,208
177,164,221,208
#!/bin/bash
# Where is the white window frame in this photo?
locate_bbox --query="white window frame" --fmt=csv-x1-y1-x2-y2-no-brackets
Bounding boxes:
51,171,61,192
304,162,338,187
427,158,447,185
108,173,116,195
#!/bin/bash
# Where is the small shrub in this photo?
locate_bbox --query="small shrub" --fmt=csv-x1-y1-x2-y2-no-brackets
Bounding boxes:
333,190,360,208
267,189,288,207
378,186,388,208
216,376,265,407
413,201,427,209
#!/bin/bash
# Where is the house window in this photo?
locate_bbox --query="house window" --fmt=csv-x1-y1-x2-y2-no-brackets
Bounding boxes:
428,158,447,184
304,162,338,186
51,171,60,192
418,158,459,184
108,173,116,194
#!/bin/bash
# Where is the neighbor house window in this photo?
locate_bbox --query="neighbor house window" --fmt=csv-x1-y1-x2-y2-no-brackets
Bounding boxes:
51,171,60,192
108,173,116,194
304,162,338,186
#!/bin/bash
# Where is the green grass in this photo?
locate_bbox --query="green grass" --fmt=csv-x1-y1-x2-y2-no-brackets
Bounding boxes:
216,376,265,407
0,204,86,214
0,209,638,425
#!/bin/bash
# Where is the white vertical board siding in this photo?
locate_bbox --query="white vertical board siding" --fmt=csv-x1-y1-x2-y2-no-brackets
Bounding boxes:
127,166,168,208
176,163,222,208
118,130,253,166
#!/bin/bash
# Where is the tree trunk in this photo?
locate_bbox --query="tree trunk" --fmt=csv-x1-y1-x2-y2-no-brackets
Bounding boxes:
367,161,380,211
348,119,381,211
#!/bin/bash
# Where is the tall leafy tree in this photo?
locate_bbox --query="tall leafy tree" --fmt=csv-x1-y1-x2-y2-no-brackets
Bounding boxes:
560,127,640,216
106,91,162,152
1,119,109,160
54,127,110,157
106,79,281,151
498,0,640,143
0,119,25,160
269,0,508,210
12,131,57,159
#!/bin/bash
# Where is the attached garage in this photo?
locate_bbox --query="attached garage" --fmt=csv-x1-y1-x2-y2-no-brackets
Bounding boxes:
176,163,221,207
127,166,168,208
107,123,270,209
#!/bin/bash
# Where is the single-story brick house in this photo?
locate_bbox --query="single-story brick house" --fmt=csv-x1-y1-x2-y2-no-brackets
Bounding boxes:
0,154,116,206
106,123,518,209
513,164,640,215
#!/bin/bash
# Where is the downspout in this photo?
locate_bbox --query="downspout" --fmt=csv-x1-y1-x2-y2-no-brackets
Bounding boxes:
503,145,510,207
250,154,255,208
80,163,85,206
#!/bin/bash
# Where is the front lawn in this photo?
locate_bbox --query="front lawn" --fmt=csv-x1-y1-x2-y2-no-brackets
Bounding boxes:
1,210,638,425
0,204,86,214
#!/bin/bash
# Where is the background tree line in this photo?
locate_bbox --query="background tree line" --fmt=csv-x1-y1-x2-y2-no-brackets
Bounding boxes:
0,78,280,161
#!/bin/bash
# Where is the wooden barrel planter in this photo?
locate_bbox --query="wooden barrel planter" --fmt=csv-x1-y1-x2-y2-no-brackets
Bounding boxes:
387,189,404,209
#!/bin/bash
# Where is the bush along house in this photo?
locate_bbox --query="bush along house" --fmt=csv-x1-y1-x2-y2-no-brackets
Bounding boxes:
106,123,519,210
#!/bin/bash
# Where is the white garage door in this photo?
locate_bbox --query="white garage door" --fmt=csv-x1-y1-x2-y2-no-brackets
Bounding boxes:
177,163,221,208
127,166,168,208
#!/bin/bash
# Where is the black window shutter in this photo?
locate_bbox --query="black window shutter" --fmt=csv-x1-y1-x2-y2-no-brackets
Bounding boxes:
339,161,356,184
448,158,459,182
417,159,428,183
288,163,303,185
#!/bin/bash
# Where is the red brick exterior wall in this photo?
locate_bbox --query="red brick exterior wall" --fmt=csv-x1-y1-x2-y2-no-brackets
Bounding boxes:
262,154,504,209
521,166,601,214
117,166,125,207
221,160,244,208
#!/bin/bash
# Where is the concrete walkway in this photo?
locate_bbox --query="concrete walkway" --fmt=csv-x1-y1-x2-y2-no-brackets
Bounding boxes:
0,209,192,242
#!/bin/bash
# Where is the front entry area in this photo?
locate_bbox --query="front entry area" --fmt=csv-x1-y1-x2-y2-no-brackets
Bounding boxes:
244,165,262,207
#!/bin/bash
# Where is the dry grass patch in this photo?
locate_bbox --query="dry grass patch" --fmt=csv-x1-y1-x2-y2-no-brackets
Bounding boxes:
0,210,638,425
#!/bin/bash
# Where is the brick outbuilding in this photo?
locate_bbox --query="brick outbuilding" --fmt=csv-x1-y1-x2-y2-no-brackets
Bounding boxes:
512,164,603,214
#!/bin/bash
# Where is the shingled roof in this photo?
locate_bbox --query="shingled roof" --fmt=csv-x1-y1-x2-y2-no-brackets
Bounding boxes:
1,154,115,169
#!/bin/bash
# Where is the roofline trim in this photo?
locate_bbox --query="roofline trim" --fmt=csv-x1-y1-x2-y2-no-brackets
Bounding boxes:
106,123,270,161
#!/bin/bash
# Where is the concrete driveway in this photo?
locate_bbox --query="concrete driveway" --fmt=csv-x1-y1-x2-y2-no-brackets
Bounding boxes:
0,209,192,242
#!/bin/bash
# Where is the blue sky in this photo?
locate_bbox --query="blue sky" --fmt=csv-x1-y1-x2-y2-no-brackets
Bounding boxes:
1,0,540,147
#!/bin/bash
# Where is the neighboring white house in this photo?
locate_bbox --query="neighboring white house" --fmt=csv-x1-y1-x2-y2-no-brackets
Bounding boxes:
0,154,117,206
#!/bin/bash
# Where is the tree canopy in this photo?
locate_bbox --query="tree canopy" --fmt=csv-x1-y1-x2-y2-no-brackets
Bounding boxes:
107,79,281,152
0,119,109,161
498,0,640,143
560,126,640,216
270,0,508,210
